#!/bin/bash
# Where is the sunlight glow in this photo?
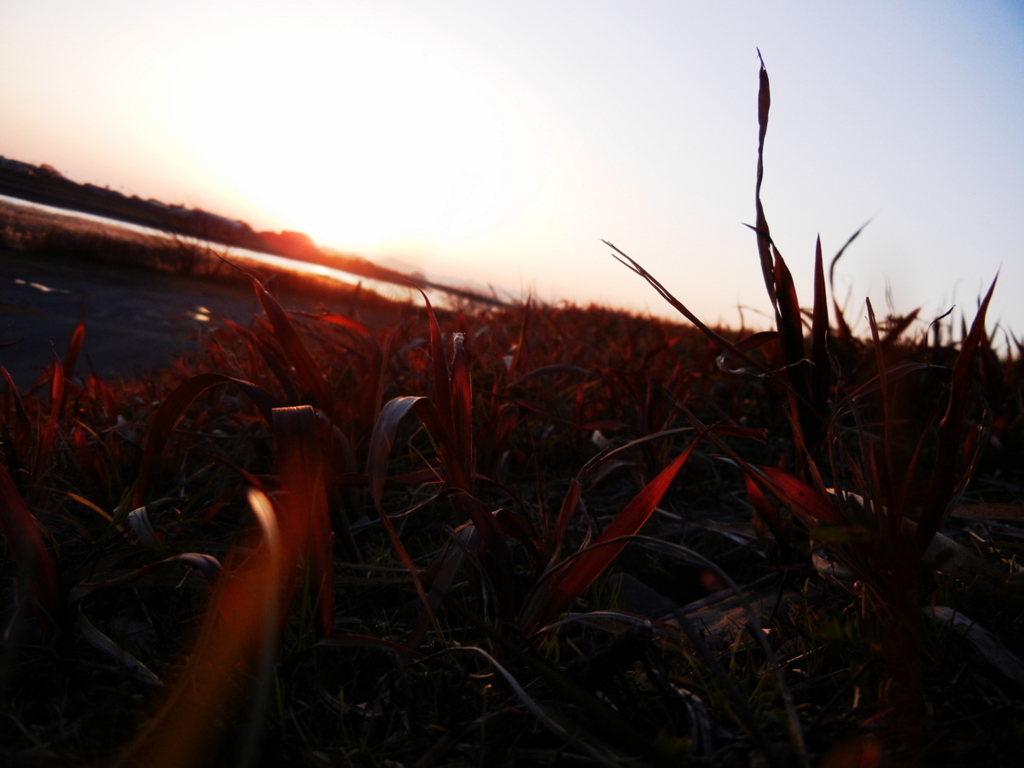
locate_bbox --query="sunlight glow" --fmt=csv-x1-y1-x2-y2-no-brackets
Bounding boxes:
156,24,524,248
2,1,1020,331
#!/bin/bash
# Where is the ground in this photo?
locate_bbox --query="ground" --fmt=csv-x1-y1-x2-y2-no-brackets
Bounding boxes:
0,246,407,387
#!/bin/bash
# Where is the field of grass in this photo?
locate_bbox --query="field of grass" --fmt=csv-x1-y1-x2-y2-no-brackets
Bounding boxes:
2,61,1024,768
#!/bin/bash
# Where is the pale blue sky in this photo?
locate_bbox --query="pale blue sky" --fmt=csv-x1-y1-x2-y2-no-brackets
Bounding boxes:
1,1,1021,333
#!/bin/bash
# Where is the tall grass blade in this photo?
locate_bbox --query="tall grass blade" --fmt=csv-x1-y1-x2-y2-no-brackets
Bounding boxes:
608,242,772,379
367,396,425,505
34,351,64,478
251,278,334,410
0,463,62,634
866,299,897,523
881,309,921,347
112,489,285,768
827,219,872,294
421,290,455,439
521,440,699,632
77,607,162,687
131,373,281,508
547,478,582,565
917,276,997,548
220,317,300,404
62,309,86,383
745,473,788,548
292,310,373,339
236,488,283,768
450,333,474,487
678,400,844,528
272,406,333,638
1,366,32,467
413,397,471,491
448,491,515,619
772,247,819,449
753,465,846,527
754,50,777,308
366,395,435,641
810,236,830,439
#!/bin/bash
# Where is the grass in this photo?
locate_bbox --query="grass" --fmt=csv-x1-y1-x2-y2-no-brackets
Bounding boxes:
0,198,234,278
2,59,1024,767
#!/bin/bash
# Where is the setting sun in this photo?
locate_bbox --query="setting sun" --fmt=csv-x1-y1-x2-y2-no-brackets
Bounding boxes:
151,23,527,248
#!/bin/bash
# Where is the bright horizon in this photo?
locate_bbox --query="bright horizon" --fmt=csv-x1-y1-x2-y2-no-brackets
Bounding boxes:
2,1,1022,333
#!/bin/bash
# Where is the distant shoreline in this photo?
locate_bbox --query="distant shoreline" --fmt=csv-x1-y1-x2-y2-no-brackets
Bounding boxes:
0,155,508,308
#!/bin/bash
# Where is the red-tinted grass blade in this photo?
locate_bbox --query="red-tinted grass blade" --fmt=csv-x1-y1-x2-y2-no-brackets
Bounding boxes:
576,425,765,490
451,333,474,488
365,395,435,640
1,366,32,466
773,248,806,375
251,278,334,410
1,421,21,478
917,276,998,549
273,406,333,638
717,331,779,375
754,51,776,308
367,396,426,505
547,478,582,565
679,400,843,532
292,311,373,339
745,473,788,549
72,426,109,492
0,463,62,633
112,491,285,768
220,318,300,405
828,219,872,294
774,246,821,448
521,440,699,633
449,491,516,619
866,299,896,514
810,236,830,430
736,330,779,354
421,290,454,439
413,398,471,491
405,526,473,651
494,508,542,564
832,297,855,346
881,309,921,347
508,299,531,379
608,242,787,386
34,350,64,479
753,465,847,527
86,370,118,418
132,374,282,509
63,308,86,383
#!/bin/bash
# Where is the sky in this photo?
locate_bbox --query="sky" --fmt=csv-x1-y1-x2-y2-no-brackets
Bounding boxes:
1,0,1022,333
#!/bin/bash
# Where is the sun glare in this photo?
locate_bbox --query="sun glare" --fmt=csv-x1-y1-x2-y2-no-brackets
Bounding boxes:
157,24,523,248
